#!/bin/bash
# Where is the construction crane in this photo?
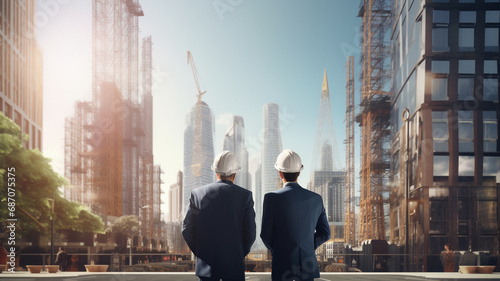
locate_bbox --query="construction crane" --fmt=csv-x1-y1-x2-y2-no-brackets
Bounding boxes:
187,51,206,177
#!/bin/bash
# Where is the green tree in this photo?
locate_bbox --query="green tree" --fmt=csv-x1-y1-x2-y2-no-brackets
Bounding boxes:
106,215,139,237
106,215,139,252
0,112,103,238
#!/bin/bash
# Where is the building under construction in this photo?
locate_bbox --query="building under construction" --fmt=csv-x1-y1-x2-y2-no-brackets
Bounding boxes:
64,0,164,251
344,56,356,246
356,0,392,243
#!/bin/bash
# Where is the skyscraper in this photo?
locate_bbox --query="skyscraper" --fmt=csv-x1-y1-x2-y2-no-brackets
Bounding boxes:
0,1,43,151
261,103,283,197
310,70,345,231
311,70,340,172
183,101,215,212
389,0,500,272
223,116,250,189
169,171,183,222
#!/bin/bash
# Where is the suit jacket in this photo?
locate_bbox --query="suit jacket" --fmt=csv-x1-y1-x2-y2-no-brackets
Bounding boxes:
261,182,330,281
182,180,256,280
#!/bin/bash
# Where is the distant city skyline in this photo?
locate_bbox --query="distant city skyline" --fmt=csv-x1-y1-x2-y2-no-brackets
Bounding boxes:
36,1,363,217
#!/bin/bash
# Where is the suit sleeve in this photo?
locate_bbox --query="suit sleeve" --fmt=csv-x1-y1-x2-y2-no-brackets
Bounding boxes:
243,192,256,256
182,191,198,255
314,202,330,250
260,193,274,251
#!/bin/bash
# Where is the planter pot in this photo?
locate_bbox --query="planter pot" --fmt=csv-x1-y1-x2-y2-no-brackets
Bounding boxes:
26,265,43,273
45,265,59,273
84,264,109,272
477,266,495,274
459,265,477,274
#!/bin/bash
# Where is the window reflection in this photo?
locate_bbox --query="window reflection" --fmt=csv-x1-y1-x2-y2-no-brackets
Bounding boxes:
483,78,499,102
485,28,499,52
483,156,500,182
433,10,449,52
484,60,498,74
458,156,474,176
432,111,448,152
459,28,475,51
483,112,498,153
458,111,474,152
434,155,449,176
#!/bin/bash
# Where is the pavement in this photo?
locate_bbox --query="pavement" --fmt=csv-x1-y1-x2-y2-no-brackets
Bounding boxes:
1,272,500,281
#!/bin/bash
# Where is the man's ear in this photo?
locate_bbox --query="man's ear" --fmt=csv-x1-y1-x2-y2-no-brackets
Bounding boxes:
279,171,284,179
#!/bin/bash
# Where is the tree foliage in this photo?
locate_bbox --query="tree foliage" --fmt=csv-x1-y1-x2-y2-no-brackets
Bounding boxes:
106,215,139,238
0,112,103,238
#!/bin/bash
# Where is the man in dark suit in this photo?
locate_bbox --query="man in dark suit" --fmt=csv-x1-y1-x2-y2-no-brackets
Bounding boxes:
182,151,256,281
261,149,330,281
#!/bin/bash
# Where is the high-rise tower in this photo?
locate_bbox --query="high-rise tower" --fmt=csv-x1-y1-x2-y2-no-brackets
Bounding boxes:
261,103,283,197
311,70,340,172
0,1,43,151
223,116,250,189
183,101,215,212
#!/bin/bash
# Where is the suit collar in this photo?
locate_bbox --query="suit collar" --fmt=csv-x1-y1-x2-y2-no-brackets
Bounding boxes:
216,179,233,185
283,182,301,189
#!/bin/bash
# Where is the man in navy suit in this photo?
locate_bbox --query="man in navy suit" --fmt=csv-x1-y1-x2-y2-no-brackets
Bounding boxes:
261,149,330,281
182,151,256,281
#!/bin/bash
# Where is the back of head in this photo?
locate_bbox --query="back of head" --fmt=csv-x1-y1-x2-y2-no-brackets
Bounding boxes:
211,150,240,177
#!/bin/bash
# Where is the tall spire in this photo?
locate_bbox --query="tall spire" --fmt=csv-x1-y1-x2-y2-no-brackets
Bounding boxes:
311,68,339,172
322,68,329,98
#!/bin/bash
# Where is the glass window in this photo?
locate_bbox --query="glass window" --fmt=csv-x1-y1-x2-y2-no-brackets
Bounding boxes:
459,28,475,51
433,10,449,24
484,60,498,74
484,111,498,153
486,11,500,23
459,60,475,74
478,201,497,235
485,28,499,51
433,27,449,51
483,157,500,183
432,61,449,73
434,155,449,176
432,78,448,100
459,0,474,2
483,78,499,102
459,111,474,152
458,156,474,176
433,111,449,152
460,11,476,23
458,78,474,100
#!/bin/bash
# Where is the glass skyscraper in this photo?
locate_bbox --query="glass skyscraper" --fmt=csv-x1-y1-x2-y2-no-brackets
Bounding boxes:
223,115,250,189
261,103,283,198
389,0,500,271
183,101,215,213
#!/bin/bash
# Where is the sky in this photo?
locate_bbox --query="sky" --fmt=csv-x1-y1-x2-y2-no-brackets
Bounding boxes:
37,0,363,216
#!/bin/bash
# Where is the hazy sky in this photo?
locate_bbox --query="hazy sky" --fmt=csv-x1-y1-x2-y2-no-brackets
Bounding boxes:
37,0,362,214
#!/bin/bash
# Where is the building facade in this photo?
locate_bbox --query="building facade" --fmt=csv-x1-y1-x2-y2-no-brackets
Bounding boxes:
169,171,183,222
183,101,215,212
389,0,500,271
261,103,283,197
0,1,43,150
223,115,250,189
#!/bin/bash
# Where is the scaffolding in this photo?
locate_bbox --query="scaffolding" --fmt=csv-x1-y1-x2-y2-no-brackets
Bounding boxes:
139,36,155,250
344,56,356,246
357,0,392,242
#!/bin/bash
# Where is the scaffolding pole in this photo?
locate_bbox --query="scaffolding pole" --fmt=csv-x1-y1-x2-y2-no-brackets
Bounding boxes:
344,56,356,246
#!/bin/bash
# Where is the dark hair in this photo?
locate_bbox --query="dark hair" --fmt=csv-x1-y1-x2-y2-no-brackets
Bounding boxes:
60,247,65,251
219,174,235,181
283,172,300,182
445,243,452,250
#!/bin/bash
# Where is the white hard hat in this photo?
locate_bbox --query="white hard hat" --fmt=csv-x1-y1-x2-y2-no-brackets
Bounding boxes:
274,149,304,173
211,150,240,176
